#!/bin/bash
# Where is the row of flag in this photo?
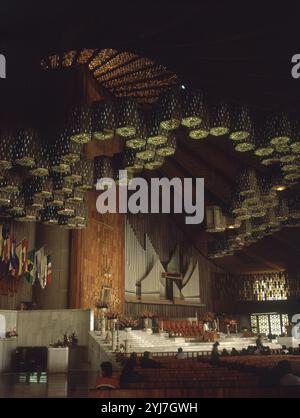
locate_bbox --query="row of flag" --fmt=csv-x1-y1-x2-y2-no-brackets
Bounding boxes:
0,224,52,288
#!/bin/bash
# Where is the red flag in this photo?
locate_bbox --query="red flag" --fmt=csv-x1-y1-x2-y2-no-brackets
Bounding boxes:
47,255,52,285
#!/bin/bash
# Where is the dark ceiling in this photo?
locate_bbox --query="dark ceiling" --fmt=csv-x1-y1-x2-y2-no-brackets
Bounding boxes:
1,1,300,111
0,1,300,273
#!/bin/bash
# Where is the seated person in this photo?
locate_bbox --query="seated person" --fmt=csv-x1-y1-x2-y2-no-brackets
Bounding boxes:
140,351,162,368
280,345,289,355
231,347,239,356
276,360,300,386
94,361,119,389
120,353,142,384
175,347,186,359
246,345,256,355
210,341,220,365
262,346,271,356
221,349,230,356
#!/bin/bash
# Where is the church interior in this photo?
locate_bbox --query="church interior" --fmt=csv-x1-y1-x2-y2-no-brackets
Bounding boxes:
0,2,300,398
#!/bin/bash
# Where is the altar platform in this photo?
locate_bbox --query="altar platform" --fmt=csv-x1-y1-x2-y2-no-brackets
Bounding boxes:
88,330,282,368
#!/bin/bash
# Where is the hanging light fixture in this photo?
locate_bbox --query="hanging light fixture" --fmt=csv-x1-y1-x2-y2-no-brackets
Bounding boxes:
94,156,114,189
52,173,73,195
209,99,231,137
225,213,241,230
158,88,182,131
260,151,281,167
58,215,73,228
236,168,258,197
7,194,25,216
64,159,83,185
15,206,40,222
0,191,11,206
66,189,85,203
275,194,289,222
136,142,156,162
229,105,253,142
68,105,92,144
73,202,87,224
265,112,292,147
288,190,300,219
231,192,251,220
254,117,278,159
188,105,210,140
251,216,267,233
205,205,226,232
237,219,252,238
32,177,53,199
249,201,266,218
156,133,176,157
291,142,300,155
181,90,203,129
115,97,139,137
123,149,144,173
75,158,94,191
0,130,13,171
258,175,277,208
41,205,59,225
0,170,21,194
265,207,281,231
57,201,76,217
271,172,288,192
49,190,65,207
92,100,116,141
29,142,49,177
14,128,38,167
49,140,71,174
144,154,165,171
145,109,168,146
59,129,82,164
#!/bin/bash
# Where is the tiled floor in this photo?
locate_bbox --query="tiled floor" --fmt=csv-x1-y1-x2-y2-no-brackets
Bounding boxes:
0,371,98,398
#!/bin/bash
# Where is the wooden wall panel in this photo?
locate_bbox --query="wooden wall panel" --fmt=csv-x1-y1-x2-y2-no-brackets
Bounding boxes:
69,191,125,312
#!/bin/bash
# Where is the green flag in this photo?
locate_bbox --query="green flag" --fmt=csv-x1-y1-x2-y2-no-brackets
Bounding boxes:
24,249,36,284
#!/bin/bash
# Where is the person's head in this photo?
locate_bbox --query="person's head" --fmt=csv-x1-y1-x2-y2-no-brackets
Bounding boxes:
130,352,137,361
282,345,287,350
143,351,151,359
178,347,183,353
277,360,291,376
100,361,113,377
213,342,219,347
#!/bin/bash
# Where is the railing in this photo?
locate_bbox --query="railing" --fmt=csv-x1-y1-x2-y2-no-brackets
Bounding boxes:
122,348,298,358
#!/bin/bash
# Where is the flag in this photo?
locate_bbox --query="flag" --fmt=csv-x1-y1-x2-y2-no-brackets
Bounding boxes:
2,224,10,264
16,239,28,277
24,249,36,284
36,246,46,288
0,225,3,259
43,254,47,288
9,239,19,277
46,255,52,285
